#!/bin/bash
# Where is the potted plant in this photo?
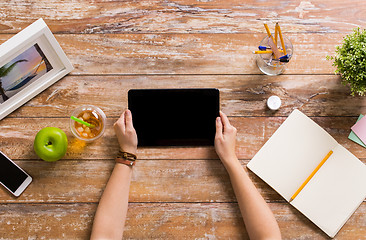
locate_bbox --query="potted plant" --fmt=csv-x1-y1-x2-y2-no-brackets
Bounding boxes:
327,28,366,96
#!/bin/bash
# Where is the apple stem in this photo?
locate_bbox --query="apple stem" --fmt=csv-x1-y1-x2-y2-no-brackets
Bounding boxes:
47,141,52,146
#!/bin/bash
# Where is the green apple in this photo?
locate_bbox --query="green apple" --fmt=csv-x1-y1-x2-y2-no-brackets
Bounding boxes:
34,127,68,162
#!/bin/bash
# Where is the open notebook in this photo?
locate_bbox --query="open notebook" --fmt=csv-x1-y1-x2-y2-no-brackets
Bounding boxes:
247,109,366,238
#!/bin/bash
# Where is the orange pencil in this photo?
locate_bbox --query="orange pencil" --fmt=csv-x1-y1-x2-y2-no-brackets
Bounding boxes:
263,23,279,58
253,50,273,54
274,23,278,44
289,150,333,202
253,49,284,54
263,23,276,45
276,23,287,55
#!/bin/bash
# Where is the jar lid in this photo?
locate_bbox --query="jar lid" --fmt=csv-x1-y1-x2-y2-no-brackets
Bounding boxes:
267,96,281,110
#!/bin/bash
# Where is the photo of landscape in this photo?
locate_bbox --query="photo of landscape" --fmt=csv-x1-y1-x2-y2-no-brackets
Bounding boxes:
0,43,53,103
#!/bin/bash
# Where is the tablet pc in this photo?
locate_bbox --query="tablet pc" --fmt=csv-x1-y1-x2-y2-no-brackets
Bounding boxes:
128,88,220,146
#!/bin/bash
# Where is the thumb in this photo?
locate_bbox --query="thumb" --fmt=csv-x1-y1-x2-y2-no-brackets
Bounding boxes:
125,109,134,129
215,117,223,139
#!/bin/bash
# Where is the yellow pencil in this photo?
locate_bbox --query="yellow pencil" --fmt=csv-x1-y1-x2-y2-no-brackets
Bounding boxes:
263,23,276,45
276,23,287,55
289,150,333,202
263,23,279,58
253,50,273,54
274,23,278,45
253,49,284,54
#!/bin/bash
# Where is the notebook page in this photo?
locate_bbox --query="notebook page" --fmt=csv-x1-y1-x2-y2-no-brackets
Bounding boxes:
247,109,338,200
290,144,366,238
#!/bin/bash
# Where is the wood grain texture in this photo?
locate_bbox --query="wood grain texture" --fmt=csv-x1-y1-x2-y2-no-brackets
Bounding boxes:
1,117,365,160
0,1,365,239
0,0,364,34
0,203,95,239
0,33,343,74
0,160,266,203
5,74,365,119
0,203,365,239
1,160,364,204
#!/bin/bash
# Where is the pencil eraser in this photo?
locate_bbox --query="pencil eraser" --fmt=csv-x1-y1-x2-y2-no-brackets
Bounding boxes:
267,96,281,110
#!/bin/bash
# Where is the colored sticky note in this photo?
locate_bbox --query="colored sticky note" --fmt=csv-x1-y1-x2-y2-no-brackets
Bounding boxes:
349,115,366,147
350,114,366,147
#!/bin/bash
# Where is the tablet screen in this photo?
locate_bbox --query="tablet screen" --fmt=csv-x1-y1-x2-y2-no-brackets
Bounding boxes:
128,88,219,146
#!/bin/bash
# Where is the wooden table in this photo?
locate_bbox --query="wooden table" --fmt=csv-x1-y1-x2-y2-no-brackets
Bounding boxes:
1,1,365,239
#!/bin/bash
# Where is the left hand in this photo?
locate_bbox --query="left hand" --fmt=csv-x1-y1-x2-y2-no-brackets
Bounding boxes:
214,111,238,165
113,109,138,154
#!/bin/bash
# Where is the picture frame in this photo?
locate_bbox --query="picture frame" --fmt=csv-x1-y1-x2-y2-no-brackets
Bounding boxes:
0,18,73,120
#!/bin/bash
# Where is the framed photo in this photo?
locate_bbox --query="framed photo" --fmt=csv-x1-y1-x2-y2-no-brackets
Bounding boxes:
0,18,73,120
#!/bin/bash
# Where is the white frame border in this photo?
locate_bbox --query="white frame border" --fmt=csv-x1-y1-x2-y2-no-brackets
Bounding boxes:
0,18,73,120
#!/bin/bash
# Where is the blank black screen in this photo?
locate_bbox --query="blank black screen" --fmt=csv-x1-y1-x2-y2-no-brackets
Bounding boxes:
128,89,220,146
0,153,28,193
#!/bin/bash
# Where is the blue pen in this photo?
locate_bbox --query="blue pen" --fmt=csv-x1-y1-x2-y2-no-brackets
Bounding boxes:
279,55,289,62
272,58,289,63
258,46,270,51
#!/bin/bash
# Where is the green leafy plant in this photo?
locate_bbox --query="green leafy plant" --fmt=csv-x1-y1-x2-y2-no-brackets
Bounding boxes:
327,28,366,96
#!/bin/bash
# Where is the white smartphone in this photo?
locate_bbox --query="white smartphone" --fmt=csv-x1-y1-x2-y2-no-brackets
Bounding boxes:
0,151,32,197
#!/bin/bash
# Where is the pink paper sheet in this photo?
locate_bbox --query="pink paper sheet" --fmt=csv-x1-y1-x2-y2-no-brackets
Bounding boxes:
351,115,366,145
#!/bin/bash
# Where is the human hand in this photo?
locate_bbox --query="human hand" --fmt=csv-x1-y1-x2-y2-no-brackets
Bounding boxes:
113,109,138,155
215,111,238,166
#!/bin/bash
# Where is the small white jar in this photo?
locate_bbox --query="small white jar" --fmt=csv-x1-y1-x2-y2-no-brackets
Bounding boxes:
267,96,281,110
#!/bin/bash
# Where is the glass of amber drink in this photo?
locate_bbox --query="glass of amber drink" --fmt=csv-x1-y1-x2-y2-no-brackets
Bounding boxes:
70,105,106,142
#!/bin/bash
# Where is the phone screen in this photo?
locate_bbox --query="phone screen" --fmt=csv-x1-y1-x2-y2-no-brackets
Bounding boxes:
0,153,28,193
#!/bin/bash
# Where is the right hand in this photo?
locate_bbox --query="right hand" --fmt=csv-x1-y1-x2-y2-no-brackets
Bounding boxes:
113,109,138,155
214,111,238,165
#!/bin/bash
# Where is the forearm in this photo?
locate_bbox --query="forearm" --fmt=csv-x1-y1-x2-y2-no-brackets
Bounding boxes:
224,157,281,240
91,163,132,239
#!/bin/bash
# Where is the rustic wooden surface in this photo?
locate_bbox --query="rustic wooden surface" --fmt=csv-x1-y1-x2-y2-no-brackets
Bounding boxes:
0,0,365,239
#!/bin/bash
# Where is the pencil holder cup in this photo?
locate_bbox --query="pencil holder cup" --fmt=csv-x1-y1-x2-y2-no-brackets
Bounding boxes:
256,35,293,76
